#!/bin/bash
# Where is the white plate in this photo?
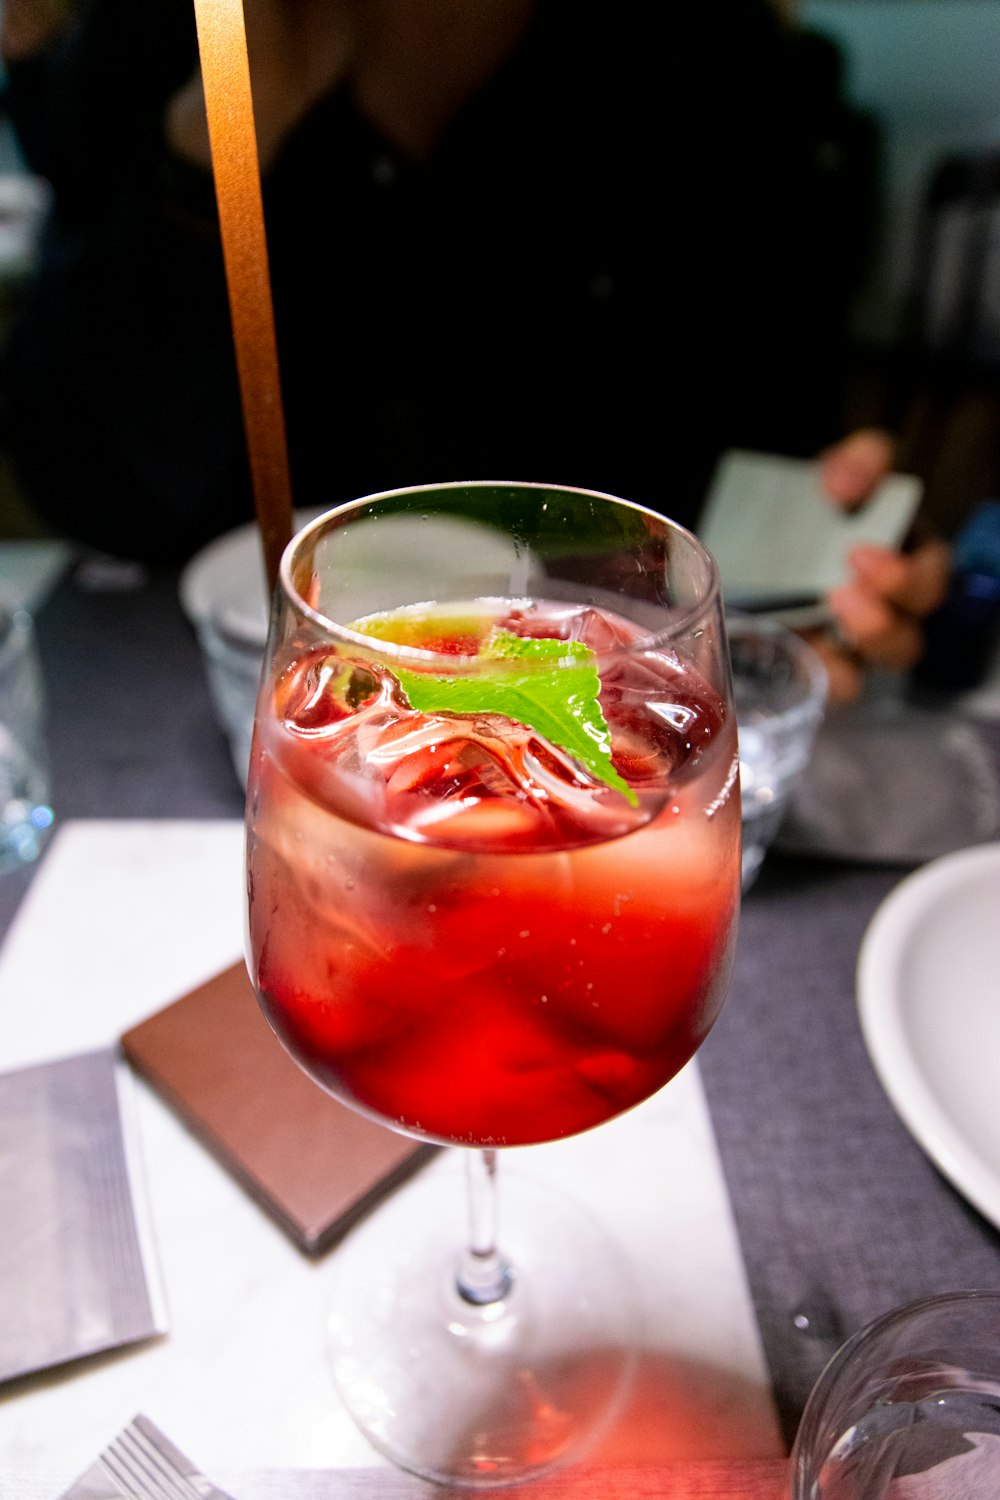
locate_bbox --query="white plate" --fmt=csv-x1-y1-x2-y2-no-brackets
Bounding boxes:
857,843,1000,1229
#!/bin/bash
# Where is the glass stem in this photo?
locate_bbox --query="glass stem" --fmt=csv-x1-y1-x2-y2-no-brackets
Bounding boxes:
455,1147,515,1307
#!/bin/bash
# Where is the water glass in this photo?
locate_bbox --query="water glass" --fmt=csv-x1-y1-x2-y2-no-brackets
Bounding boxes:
0,605,53,872
790,1290,1000,1498
196,605,267,785
728,615,827,888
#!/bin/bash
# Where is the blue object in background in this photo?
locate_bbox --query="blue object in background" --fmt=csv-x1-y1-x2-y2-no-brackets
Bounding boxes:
917,501,1000,692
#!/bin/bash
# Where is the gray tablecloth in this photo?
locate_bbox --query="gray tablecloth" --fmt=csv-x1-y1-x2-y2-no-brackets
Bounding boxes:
700,853,1000,1439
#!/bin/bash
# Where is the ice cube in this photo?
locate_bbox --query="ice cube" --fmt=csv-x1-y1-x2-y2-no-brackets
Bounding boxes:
278,650,390,732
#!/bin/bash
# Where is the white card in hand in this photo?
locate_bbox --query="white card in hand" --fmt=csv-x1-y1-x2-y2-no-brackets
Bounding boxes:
699,449,922,613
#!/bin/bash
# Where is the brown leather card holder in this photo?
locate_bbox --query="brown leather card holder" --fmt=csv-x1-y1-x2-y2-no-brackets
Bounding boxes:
120,961,434,1255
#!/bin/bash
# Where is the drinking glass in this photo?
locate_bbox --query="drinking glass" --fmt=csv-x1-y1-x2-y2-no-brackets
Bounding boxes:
245,482,742,1486
728,615,827,889
791,1291,1000,1498
0,605,54,872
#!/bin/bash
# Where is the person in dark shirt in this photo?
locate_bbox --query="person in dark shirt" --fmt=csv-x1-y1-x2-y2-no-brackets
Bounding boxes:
1,0,949,692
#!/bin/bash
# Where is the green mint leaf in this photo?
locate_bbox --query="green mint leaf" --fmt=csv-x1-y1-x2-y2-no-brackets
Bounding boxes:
392,628,637,806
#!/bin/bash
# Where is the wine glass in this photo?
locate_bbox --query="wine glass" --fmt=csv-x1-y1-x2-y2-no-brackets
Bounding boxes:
245,482,741,1487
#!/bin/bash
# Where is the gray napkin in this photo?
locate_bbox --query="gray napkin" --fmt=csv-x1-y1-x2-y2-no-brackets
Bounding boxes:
57,1415,235,1499
0,1048,168,1384
777,693,1000,865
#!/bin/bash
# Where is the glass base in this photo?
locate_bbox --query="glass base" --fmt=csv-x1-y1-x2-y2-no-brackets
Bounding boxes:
326,1163,639,1488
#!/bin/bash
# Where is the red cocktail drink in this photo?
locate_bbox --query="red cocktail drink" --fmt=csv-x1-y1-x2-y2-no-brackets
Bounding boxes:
243,484,740,1487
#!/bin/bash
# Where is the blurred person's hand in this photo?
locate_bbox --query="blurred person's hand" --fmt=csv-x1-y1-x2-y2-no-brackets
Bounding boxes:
1,0,75,60
167,0,358,174
810,427,951,700
166,0,536,175
818,425,895,509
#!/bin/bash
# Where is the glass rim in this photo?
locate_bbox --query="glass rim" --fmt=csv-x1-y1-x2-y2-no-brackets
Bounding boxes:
726,612,830,703
790,1288,1000,1492
0,605,35,667
277,479,723,668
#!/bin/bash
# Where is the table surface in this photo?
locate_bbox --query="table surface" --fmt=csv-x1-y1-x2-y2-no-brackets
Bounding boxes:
2,548,1000,1494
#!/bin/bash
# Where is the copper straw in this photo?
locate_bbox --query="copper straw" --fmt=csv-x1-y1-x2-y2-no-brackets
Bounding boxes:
192,0,294,593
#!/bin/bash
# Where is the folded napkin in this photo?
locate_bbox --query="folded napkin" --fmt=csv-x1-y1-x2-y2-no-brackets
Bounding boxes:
57,1415,235,1499
0,1049,168,1384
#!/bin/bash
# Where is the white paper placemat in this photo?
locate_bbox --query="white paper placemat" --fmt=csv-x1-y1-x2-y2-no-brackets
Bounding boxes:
0,820,781,1497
